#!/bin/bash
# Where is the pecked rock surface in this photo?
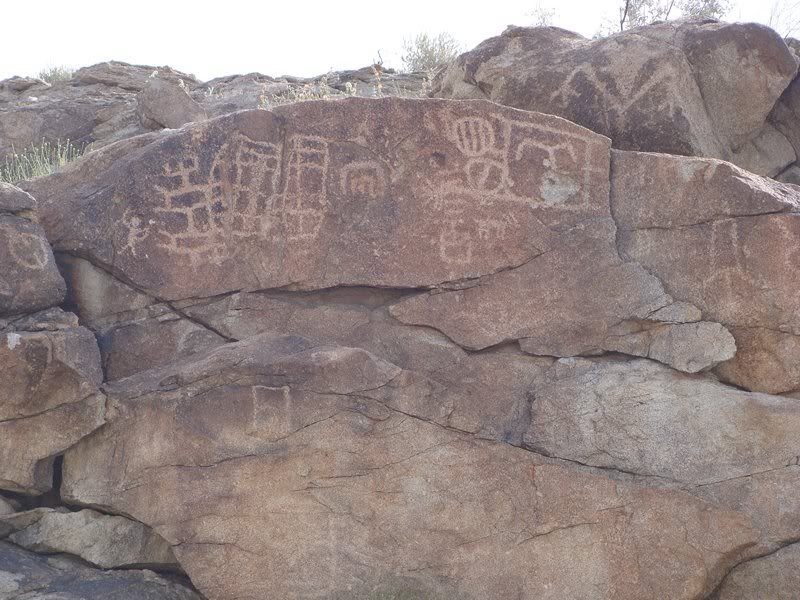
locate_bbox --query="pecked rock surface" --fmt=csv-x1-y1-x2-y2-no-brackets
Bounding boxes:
0,183,65,317
25,97,732,377
433,20,799,177
61,333,761,600
612,150,800,394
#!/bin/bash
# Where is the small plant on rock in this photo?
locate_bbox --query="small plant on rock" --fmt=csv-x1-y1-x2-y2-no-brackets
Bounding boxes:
400,32,462,73
0,139,88,184
36,66,74,84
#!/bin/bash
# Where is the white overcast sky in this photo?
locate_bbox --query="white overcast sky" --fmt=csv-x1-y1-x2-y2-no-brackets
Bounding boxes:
0,0,788,82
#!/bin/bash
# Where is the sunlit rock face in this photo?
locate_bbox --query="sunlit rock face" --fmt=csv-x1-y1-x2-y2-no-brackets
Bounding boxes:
4,24,800,597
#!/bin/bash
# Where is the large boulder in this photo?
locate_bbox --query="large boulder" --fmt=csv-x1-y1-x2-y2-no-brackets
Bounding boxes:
137,77,207,130
24,98,731,377
61,333,761,600
611,150,800,394
433,20,798,176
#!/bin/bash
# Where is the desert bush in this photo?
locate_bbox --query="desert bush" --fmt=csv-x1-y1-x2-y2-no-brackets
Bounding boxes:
0,139,88,184
400,33,462,73
259,76,358,108
36,66,74,84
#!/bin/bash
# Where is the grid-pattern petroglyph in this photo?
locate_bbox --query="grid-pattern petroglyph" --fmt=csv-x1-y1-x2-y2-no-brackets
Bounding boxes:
120,133,334,264
433,112,604,266
339,160,388,201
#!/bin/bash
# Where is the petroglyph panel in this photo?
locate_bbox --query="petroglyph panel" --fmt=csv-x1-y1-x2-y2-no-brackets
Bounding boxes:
425,110,608,266
32,99,612,299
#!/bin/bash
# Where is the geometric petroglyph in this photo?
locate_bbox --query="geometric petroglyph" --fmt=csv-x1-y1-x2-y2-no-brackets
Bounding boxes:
3,227,51,270
340,160,388,201
430,112,602,265
446,114,594,206
121,133,335,265
276,136,330,243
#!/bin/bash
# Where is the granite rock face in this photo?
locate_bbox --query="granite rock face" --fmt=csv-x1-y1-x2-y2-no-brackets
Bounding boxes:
25,98,731,379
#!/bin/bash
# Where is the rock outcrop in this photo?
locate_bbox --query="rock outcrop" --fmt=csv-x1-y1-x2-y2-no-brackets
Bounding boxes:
25,98,735,379
61,333,761,600
433,20,799,177
3,18,800,600
612,151,800,393
0,61,427,161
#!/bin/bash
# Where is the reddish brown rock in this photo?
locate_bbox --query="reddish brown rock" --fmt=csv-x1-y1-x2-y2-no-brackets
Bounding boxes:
179,288,553,444
612,150,800,393
434,21,797,176
61,334,760,600
526,358,800,486
27,98,609,299
0,185,65,317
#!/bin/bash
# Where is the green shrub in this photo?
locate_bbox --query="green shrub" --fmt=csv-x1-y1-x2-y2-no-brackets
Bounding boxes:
0,139,88,184
400,33,462,73
36,66,74,84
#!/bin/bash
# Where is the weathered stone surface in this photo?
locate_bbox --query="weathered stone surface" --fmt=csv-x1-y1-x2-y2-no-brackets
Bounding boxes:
612,150,800,393
0,182,35,213
714,543,800,599
729,123,795,177
0,540,201,600
389,220,703,360
137,77,207,130
180,288,554,443
696,467,800,551
71,61,198,92
434,20,797,175
0,507,178,569
525,358,800,486
0,496,16,515
61,334,760,600
0,198,65,317
55,255,226,380
0,325,104,494
599,320,735,373
25,98,738,376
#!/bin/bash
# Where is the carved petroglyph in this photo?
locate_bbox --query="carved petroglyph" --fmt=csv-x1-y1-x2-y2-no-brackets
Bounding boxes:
340,160,388,201
5,230,50,270
276,136,330,243
430,111,603,265
120,133,335,263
